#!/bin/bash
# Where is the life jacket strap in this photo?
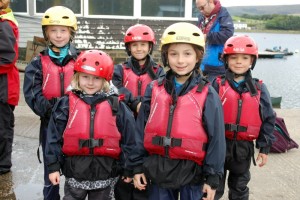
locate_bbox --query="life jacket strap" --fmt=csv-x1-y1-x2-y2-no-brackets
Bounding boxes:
152,136,182,147
79,138,104,149
225,123,247,132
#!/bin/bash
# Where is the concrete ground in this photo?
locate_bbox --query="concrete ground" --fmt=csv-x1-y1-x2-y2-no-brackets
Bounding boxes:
0,72,299,200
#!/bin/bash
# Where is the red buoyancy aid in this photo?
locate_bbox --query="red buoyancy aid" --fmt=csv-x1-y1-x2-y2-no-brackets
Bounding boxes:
62,93,121,158
41,55,74,100
0,9,20,106
217,78,262,141
144,81,209,165
122,65,157,97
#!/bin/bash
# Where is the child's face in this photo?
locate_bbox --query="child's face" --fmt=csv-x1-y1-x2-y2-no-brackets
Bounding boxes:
227,54,253,75
167,43,198,78
46,25,71,47
129,41,150,61
78,72,104,95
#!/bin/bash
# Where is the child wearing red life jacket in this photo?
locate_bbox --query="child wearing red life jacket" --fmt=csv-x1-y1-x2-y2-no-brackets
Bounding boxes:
131,22,226,200
112,24,165,115
23,6,80,200
113,24,165,200
45,50,137,200
0,0,19,175
211,35,276,200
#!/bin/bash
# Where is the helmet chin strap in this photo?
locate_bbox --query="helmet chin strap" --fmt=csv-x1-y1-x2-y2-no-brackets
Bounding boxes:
175,70,193,78
134,56,147,62
234,72,247,78
233,66,252,78
47,39,71,56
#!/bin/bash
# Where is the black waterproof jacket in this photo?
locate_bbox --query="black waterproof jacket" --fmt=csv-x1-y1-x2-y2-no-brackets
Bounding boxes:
112,55,165,112
45,91,137,181
211,70,276,159
23,44,79,119
130,70,226,189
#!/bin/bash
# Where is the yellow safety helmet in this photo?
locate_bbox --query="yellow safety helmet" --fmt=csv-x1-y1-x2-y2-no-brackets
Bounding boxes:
160,22,205,67
160,22,205,50
41,6,77,42
41,6,77,30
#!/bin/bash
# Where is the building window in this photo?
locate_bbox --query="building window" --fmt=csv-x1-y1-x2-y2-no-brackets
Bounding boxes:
35,0,81,14
192,1,199,18
10,0,27,13
141,0,185,17
88,0,133,16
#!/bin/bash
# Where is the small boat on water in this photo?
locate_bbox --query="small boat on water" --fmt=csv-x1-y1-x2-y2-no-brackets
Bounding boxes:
271,96,282,108
265,47,294,56
258,51,285,59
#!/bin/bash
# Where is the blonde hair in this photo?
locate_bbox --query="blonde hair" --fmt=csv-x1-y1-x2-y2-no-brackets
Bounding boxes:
71,72,110,93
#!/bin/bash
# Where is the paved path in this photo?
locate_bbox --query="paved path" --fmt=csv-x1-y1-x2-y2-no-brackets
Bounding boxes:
1,72,299,200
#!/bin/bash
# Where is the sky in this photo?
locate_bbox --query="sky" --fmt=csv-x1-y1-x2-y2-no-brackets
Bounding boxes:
220,0,300,7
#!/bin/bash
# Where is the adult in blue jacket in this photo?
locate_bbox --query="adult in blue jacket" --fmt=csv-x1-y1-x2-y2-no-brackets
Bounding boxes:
196,0,234,82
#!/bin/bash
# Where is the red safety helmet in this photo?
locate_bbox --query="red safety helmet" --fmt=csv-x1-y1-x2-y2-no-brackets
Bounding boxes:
124,24,156,56
223,35,258,69
74,50,114,81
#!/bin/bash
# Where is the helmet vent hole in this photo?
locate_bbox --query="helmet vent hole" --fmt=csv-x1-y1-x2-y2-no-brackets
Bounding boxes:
95,61,100,66
168,31,176,35
127,33,132,36
62,16,69,19
227,44,233,47
193,33,200,36
246,44,253,47
45,15,50,19
143,32,149,35
82,58,86,62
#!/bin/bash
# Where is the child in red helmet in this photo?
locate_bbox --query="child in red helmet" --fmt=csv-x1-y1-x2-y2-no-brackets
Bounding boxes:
45,50,137,200
211,35,276,200
113,24,165,200
112,24,165,115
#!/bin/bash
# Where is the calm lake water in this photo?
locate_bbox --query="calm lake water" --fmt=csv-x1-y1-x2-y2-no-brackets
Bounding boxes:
238,32,300,109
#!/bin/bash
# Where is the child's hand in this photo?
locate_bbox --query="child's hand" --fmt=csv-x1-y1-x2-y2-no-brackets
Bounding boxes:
202,183,216,200
122,176,133,183
136,102,142,113
133,173,147,191
49,171,60,185
256,153,268,167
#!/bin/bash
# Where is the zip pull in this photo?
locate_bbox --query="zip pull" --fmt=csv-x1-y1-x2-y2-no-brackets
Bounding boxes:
138,79,142,96
169,104,175,116
59,67,64,96
91,108,96,119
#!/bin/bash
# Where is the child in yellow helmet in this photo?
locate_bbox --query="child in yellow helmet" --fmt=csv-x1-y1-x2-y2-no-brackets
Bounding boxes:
23,6,80,200
131,22,226,200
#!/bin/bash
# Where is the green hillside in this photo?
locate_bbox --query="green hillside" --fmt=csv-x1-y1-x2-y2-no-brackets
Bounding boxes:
227,4,300,16
228,5,300,32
